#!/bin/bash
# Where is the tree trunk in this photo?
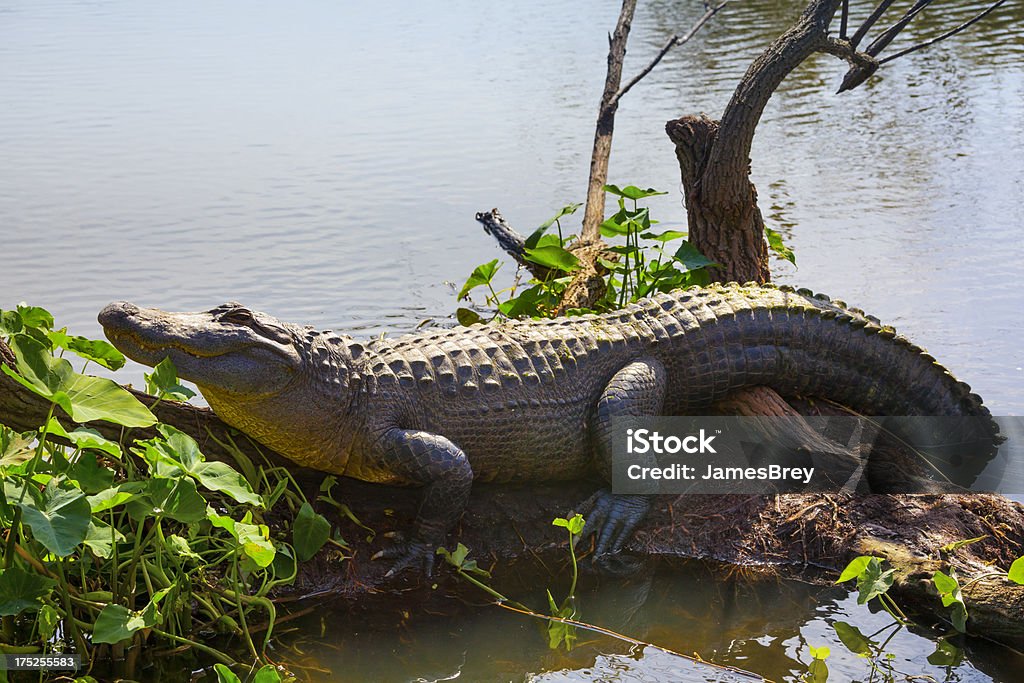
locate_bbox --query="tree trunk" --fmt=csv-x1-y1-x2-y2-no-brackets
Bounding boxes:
666,0,844,284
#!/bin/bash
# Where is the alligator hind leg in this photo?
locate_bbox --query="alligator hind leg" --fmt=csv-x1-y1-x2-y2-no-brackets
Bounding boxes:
370,428,473,577
585,358,666,557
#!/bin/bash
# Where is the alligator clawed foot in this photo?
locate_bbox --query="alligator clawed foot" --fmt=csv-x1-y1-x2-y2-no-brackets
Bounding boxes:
580,490,650,558
372,538,435,578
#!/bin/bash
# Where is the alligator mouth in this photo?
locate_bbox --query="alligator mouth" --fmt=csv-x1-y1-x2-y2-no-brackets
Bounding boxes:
104,328,236,359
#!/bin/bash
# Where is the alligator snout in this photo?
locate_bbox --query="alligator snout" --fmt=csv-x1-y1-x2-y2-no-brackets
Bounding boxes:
98,301,140,328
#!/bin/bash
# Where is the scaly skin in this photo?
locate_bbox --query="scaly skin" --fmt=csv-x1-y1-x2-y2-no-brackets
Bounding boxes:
98,283,997,575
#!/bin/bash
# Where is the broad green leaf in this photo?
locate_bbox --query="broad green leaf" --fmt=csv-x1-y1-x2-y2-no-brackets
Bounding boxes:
236,521,275,567
214,664,243,683
47,329,125,371
537,203,582,231
144,357,196,401
0,426,35,468
253,665,283,683
88,482,145,513
0,309,23,336
147,426,261,505
45,419,122,458
166,534,202,561
16,304,54,331
1008,556,1024,585
68,451,114,494
127,477,206,523
765,226,796,265
458,259,501,300
808,645,830,660
603,184,667,200
83,519,126,559
2,334,155,427
16,481,91,556
927,640,964,666
208,507,237,537
37,604,59,640
833,621,873,655
456,307,482,327
807,658,829,683
672,242,717,272
640,229,687,242
524,245,579,272
940,536,987,554
0,566,56,616
599,212,630,237
932,570,959,598
836,555,875,584
293,502,331,562
92,588,169,644
497,285,545,319
855,558,895,605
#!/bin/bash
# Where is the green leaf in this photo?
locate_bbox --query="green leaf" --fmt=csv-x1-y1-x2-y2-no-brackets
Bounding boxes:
16,305,54,331
855,558,895,605
213,664,243,683
127,477,206,523
252,665,283,683
45,419,122,459
456,307,483,327
458,259,501,300
88,482,145,513
0,427,35,469
640,229,687,242
808,645,830,660
672,242,717,272
927,640,964,666
37,604,59,640
932,570,959,598
537,203,582,231
0,566,56,616
236,521,275,568
68,451,114,494
47,329,125,371
147,426,260,505
293,502,331,562
764,226,796,265
16,481,91,557
807,657,829,682
836,555,875,584
83,519,126,559
0,309,23,336
497,285,545,319
165,534,202,561
833,621,873,655
603,184,667,200
524,245,579,272
2,334,156,427
940,536,988,554
92,588,169,644
1008,556,1024,585
552,514,584,536
144,357,196,402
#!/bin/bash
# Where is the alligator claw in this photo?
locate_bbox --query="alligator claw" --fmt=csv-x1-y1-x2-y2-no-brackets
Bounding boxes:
581,491,650,557
372,539,435,578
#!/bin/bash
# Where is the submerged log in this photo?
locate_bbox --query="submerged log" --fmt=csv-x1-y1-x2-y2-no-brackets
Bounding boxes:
2,340,1023,645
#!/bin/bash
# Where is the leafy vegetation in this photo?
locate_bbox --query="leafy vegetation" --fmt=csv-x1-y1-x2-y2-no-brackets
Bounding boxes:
0,305,341,681
457,186,716,323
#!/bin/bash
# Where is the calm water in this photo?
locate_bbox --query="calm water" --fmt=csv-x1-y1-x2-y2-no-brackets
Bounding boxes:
2,1,1023,680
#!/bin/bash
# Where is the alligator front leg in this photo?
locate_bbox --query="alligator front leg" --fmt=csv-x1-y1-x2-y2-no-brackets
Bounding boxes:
585,358,666,556
370,428,474,577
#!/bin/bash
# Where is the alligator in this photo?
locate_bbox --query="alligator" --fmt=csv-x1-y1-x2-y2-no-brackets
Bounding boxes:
98,283,997,575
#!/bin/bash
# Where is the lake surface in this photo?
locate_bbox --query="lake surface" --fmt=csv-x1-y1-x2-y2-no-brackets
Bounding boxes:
2,1,1023,680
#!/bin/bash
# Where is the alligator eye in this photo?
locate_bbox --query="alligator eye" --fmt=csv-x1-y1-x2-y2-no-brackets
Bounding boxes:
222,308,254,325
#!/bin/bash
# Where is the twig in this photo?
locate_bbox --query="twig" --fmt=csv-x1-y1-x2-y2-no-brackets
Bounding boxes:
609,1,729,109
878,0,1007,64
849,0,898,49
864,0,934,57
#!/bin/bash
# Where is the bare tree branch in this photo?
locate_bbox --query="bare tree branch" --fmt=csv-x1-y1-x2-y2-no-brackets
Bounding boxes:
864,0,934,57
609,1,729,109
839,0,849,38
580,0,638,244
877,0,1007,65
849,0,897,49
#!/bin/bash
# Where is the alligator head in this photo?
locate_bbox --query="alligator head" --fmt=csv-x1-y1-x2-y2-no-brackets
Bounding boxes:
98,301,359,473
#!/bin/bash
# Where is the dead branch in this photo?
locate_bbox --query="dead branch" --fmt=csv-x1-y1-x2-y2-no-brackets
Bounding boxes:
877,0,1007,65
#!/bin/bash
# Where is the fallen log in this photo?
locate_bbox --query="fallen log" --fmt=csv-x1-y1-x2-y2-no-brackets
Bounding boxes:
2,339,1023,645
